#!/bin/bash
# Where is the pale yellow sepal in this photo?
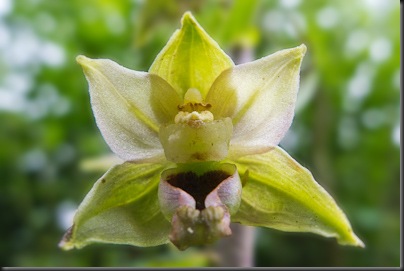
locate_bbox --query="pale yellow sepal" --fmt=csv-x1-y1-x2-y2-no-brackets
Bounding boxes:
59,162,171,250
77,55,181,163
231,146,365,248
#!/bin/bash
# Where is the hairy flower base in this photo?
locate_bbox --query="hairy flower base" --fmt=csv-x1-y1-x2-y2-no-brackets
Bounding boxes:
170,205,231,250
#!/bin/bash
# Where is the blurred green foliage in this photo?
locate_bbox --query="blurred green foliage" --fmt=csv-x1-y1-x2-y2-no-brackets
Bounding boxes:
0,0,400,267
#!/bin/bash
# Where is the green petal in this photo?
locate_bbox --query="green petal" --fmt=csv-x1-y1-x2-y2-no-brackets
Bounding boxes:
149,12,234,98
231,147,364,247
206,45,306,158
77,55,181,162
59,162,171,250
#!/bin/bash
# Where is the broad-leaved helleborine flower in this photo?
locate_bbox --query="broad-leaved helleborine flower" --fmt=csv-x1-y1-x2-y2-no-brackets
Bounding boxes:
60,12,364,251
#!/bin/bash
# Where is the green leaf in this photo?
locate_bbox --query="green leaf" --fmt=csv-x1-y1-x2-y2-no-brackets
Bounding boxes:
206,45,306,158
77,55,181,163
149,12,234,98
59,162,171,250
217,0,259,46
231,147,364,247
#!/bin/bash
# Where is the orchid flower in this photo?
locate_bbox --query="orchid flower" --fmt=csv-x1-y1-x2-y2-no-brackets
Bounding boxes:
59,12,364,251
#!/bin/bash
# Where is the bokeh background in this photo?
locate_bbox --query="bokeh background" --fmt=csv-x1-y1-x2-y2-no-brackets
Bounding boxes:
0,0,400,267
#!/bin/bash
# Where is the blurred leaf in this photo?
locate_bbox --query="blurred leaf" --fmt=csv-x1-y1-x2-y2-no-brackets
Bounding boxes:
218,0,260,46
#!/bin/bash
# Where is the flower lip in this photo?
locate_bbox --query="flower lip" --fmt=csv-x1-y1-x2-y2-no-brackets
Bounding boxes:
158,163,241,220
166,170,231,210
158,162,241,250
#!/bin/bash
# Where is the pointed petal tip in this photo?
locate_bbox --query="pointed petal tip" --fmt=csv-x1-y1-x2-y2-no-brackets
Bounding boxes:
181,11,198,27
76,55,97,69
76,55,100,71
275,44,306,63
76,55,88,65
58,240,71,251
58,225,75,250
283,44,306,63
353,234,366,248
340,232,365,248
181,11,195,21
298,44,307,56
290,44,306,60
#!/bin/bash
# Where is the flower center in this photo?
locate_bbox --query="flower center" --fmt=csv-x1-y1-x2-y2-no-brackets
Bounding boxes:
159,88,233,163
174,88,214,128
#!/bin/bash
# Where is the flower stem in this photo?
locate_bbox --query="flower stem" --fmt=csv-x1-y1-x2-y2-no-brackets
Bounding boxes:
213,223,256,267
211,44,257,267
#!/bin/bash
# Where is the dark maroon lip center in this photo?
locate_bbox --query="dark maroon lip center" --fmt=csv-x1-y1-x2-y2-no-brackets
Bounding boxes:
166,170,230,210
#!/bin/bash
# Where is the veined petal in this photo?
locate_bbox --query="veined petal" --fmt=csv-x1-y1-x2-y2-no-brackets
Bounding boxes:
149,12,234,98
206,45,306,158
77,55,181,162
231,147,364,247
59,162,171,250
